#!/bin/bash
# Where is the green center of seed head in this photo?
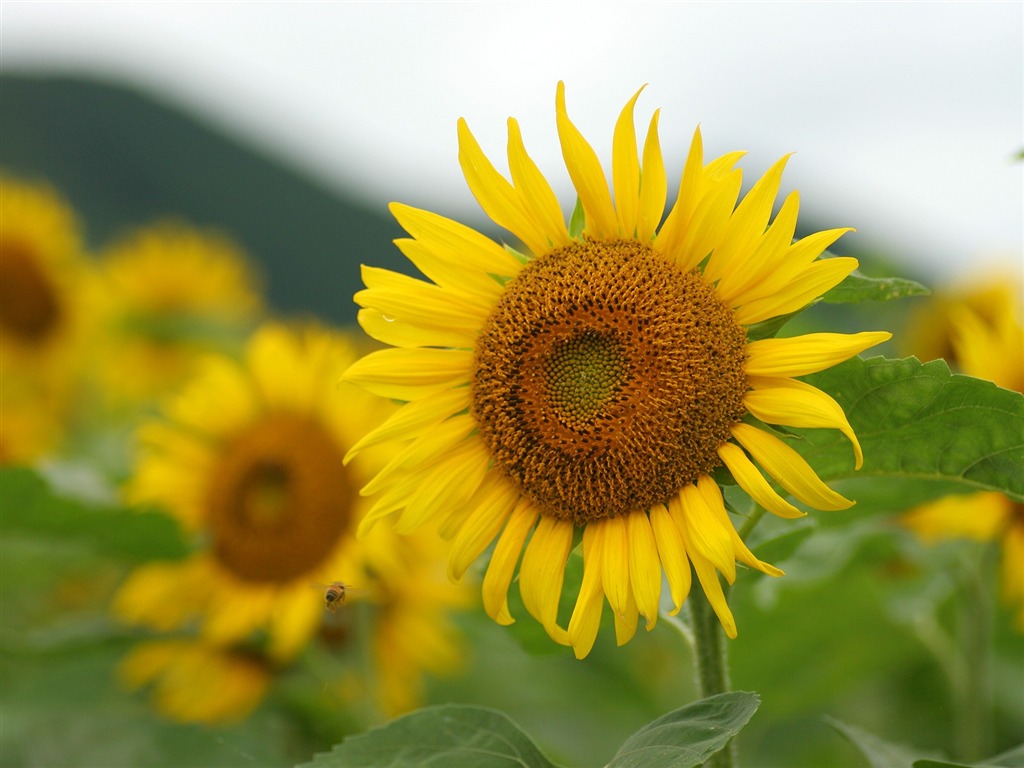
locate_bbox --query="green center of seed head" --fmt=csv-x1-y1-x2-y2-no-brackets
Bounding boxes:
544,329,627,425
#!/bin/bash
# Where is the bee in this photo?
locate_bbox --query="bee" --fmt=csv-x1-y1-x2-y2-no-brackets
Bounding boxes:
321,581,349,612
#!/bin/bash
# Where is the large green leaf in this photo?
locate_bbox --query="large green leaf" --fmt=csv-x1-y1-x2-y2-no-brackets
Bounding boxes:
827,717,940,768
0,467,188,561
915,744,1024,768
606,692,760,768
821,270,929,304
296,704,561,768
795,357,1024,503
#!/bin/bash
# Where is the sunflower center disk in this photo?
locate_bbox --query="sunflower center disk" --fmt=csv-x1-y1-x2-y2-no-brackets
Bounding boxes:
0,238,62,342
472,239,749,525
205,414,352,583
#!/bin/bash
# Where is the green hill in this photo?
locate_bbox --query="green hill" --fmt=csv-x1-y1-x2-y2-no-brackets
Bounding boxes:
0,73,414,325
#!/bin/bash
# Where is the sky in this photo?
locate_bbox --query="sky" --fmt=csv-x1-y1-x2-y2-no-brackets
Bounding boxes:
2,1,1022,281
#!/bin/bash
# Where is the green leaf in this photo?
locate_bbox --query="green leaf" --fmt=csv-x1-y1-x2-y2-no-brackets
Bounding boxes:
0,467,188,562
569,197,585,239
821,269,930,304
826,717,940,768
795,357,1024,503
296,704,561,768
913,744,1024,768
606,692,760,768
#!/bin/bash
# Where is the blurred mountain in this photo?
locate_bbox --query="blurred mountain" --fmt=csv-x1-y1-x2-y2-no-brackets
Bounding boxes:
0,73,411,325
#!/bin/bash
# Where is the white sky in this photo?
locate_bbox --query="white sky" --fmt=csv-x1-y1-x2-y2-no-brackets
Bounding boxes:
2,1,1022,281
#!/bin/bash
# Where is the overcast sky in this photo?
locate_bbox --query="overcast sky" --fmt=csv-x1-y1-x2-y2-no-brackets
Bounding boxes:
3,1,1022,281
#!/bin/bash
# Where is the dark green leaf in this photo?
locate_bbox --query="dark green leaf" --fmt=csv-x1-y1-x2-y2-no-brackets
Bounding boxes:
606,692,760,768
827,717,939,768
821,269,930,304
296,704,561,768
797,357,1024,503
0,467,188,561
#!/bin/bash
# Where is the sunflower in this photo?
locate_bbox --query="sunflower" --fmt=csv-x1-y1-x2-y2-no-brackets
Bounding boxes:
90,221,263,404
343,83,891,658
901,276,1024,628
113,323,470,720
0,176,92,462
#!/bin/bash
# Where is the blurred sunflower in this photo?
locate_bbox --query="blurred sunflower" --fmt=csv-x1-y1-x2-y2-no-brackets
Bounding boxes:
0,176,92,462
113,323,470,721
119,639,272,725
90,221,263,404
901,276,1024,628
343,83,890,658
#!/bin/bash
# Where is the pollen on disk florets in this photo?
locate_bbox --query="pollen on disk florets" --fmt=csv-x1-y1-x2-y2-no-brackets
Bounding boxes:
205,413,353,583
472,239,749,525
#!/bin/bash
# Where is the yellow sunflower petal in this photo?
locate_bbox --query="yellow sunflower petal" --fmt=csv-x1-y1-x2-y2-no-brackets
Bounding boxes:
613,588,640,647
356,265,491,330
696,475,783,578
568,523,606,659
344,387,470,462
717,442,805,519
636,110,667,243
689,553,738,639
676,483,736,580
357,308,478,349
341,348,473,400
651,501,692,615
555,81,617,239
396,439,491,535
744,379,863,469
733,257,860,326
393,237,506,301
448,474,517,580
519,514,574,644
458,118,549,255
599,514,632,621
732,423,853,511
360,414,476,496
714,189,800,307
627,509,662,629
389,202,523,277
482,498,539,625
612,86,645,237
745,331,892,378
703,154,791,287
507,118,571,249
900,491,1010,542
268,586,321,661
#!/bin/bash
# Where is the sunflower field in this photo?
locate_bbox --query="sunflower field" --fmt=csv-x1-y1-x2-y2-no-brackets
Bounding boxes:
2,75,1022,768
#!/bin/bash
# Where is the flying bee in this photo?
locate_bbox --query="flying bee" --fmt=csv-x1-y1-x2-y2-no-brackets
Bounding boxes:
321,581,349,612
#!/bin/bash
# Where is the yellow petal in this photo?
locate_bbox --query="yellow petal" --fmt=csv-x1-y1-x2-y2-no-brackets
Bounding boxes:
732,423,853,511
733,257,859,326
519,514,574,644
612,86,645,238
396,439,490,535
357,308,478,349
389,202,523,277
613,588,639,647
703,154,791,286
696,475,783,578
341,347,474,400
507,117,571,249
745,331,892,378
268,587,321,661
744,378,863,469
458,118,549,255
568,523,606,659
356,265,490,330
344,387,470,462
360,414,476,496
627,509,662,629
676,483,735,580
599,515,632,621
651,501,692,615
689,553,738,639
448,475,517,580
393,237,506,301
482,498,539,625
555,81,616,239
636,110,667,243
717,441,805,519
715,190,800,307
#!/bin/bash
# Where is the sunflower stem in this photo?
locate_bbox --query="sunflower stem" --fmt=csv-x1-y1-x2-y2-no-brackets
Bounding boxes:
689,576,736,768
738,503,768,541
